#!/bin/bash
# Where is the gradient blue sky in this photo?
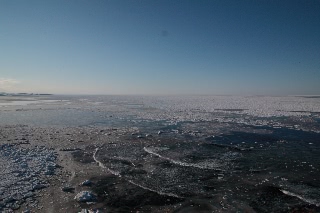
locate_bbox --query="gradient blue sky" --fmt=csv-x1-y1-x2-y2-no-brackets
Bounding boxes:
1,0,319,95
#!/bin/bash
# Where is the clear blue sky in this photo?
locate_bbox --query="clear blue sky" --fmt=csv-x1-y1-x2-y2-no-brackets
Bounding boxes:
1,0,319,95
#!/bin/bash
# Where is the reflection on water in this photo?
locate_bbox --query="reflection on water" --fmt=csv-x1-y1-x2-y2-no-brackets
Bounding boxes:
0,99,61,106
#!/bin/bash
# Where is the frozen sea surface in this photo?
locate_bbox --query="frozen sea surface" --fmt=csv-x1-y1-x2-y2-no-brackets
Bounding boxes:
1,95,320,212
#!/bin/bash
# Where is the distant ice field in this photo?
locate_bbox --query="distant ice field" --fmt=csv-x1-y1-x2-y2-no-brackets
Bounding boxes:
1,95,319,130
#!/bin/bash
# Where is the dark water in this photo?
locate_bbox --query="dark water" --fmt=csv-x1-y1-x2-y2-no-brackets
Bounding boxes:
95,121,320,212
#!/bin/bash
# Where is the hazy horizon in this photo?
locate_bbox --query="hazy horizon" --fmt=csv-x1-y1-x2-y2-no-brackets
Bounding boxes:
1,0,319,95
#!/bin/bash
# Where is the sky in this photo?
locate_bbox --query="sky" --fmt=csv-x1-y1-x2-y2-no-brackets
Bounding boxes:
1,0,320,95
